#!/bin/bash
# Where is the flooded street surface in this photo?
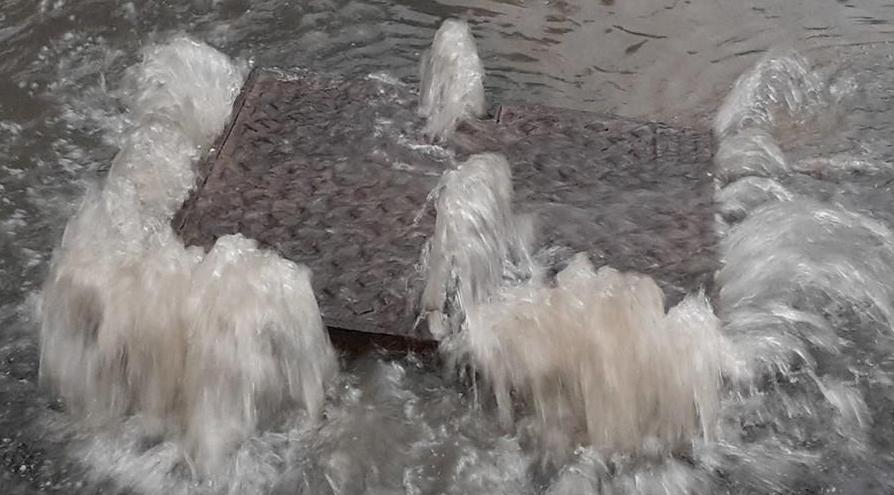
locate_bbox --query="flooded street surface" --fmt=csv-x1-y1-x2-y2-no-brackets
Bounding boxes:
4,0,894,493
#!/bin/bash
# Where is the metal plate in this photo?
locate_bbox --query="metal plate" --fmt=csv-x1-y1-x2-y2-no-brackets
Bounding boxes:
175,68,715,348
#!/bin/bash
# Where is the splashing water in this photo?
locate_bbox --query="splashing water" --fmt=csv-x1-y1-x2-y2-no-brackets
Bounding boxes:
13,10,894,494
38,38,337,477
420,152,533,341
463,254,728,458
420,150,730,462
710,49,894,491
415,24,894,492
714,52,828,140
418,19,486,141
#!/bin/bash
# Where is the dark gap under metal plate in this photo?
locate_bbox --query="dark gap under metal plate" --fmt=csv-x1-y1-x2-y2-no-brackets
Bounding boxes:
174,68,715,348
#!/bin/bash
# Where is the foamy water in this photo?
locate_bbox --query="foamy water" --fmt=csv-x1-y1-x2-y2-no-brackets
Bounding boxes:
39,38,337,481
420,152,533,341
710,48,894,492
4,2,894,494
420,148,729,463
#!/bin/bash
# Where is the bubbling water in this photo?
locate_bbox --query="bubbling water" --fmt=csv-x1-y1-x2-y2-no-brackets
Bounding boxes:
421,151,730,461
420,152,533,341
38,38,337,476
416,18,733,467
418,19,486,141
709,49,893,490
464,254,728,457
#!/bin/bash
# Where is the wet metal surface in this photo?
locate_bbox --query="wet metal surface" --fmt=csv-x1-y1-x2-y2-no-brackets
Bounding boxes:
175,68,715,345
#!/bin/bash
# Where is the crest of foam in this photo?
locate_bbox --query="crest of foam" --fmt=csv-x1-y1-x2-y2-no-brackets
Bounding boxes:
38,37,337,476
418,19,486,140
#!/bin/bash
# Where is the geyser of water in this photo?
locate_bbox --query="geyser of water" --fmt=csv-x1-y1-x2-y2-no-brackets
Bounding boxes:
38,37,337,475
418,18,486,141
422,152,729,459
420,152,533,341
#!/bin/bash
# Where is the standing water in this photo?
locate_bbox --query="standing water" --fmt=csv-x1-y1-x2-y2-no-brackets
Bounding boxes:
4,1,894,494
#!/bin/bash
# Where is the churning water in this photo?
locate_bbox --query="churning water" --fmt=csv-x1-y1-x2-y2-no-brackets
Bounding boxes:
38,38,337,480
5,1,894,494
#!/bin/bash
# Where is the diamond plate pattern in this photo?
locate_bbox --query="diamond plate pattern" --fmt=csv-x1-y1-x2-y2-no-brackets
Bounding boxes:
175,68,715,347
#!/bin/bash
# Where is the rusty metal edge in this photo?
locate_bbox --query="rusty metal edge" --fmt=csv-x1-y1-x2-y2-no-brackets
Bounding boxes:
174,67,264,233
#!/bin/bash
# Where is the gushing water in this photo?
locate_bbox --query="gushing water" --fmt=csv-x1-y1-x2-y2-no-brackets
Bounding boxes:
710,49,894,491
418,19,486,141
462,254,727,458
713,52,827,140
38,38,337,477
420,152,533,341
420,150,729,461
416,24,894,492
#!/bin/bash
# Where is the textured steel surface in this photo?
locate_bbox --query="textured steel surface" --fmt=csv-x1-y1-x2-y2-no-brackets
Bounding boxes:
175,68,715,345
454,106,716,303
